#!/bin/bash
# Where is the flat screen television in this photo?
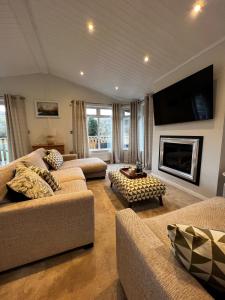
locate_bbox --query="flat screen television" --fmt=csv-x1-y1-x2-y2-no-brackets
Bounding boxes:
153,65,213,125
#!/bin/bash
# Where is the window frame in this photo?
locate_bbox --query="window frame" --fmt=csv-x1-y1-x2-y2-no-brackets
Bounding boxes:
86,105,112,151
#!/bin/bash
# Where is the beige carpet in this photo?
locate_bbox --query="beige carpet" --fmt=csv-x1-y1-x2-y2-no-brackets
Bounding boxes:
0,165,201,300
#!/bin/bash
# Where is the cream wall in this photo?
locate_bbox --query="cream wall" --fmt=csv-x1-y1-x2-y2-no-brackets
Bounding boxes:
151,50,225,198
0,74,121,154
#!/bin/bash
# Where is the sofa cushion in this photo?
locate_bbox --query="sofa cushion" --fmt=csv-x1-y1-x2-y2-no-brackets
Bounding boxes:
59,158,107,175
23,150,48,170
7,166,54,200
28,166,61,191
54,180,87,195
44,149,63,170
168,224,225,292
51,167,85,183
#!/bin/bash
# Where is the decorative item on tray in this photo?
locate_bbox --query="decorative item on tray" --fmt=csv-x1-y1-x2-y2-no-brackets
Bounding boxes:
136,160,143,173
120,166,147,179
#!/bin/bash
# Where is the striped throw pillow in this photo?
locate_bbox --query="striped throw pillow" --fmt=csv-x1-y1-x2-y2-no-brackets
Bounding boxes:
28,165,61,191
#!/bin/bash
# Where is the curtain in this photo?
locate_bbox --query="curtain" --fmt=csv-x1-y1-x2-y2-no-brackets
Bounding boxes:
4,94,31,161
128,100,139,163
72,100,89,158
112,103,122,163
144,94,154,169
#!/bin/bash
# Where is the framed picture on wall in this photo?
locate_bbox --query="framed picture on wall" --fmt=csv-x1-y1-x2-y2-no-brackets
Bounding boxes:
35,101,60,118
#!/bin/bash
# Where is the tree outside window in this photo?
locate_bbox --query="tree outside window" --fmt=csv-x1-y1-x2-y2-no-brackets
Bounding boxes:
86,107,112,150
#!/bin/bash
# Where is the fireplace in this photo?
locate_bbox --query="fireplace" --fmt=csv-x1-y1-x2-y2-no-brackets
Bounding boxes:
159,136,203,185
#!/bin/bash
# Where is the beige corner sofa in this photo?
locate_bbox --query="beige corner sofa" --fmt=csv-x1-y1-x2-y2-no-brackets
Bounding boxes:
116,197,225,300
0,148,107,272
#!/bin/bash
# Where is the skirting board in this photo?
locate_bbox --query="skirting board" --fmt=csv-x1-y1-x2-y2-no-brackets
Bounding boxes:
151,173,209,201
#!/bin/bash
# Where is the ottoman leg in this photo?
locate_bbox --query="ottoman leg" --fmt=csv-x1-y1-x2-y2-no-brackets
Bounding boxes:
159,196,163,206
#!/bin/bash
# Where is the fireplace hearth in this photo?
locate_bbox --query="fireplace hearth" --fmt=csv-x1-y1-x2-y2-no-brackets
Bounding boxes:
159,136,203,185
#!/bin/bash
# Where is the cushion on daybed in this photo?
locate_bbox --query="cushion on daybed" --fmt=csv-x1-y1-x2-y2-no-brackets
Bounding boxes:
59,157,107,174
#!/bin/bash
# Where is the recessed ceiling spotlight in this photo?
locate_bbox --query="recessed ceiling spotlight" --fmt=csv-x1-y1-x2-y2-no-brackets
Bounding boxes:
80,71,84,76
191,1,205,16
87,21,94,33
193,3,201,13
115,86,119,90
144,55,149,63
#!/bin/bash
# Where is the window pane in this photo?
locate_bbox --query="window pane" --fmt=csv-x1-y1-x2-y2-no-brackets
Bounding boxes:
86,108,97,115
87,117,98,149
122,117,130,149
0,105,5,112
98,117,112,149
100,109,112,116
124,111,130,116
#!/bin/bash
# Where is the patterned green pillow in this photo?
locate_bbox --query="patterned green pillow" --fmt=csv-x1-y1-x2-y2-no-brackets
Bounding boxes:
28,165,61,191
168,224,225,292
7,165,54,200
43,149,63,170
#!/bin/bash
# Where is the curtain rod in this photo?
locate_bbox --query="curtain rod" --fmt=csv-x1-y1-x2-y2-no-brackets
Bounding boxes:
0,94,25,100
71,100,130,106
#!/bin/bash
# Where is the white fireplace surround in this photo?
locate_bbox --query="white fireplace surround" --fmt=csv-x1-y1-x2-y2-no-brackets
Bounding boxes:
159,136,203,184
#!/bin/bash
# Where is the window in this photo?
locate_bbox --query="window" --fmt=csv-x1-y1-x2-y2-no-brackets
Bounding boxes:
86,106,112,150
0,99,9,165
138,102,144,152
122,109,130,150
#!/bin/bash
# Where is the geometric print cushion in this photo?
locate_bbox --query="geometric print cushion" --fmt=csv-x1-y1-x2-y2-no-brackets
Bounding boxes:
168,224,225,292
28,165,61,191
6,165,54,200
43,149,63,170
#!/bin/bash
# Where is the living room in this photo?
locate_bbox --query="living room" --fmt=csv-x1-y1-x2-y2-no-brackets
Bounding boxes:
0,1,225,299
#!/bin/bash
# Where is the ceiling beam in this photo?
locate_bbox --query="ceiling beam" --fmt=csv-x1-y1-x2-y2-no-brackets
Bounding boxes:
8,0,49,74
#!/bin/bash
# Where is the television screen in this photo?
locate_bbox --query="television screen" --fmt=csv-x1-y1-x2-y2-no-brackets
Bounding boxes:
153,65,213,125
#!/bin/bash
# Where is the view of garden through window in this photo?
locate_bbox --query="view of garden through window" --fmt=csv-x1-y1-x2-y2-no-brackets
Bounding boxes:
0,102,9,165
86,107,112,150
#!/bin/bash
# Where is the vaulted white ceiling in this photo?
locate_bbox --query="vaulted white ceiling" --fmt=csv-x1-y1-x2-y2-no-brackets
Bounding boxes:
1,0,225,100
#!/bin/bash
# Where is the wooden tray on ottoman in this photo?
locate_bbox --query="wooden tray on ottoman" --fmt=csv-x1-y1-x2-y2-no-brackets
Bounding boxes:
120,168,147,179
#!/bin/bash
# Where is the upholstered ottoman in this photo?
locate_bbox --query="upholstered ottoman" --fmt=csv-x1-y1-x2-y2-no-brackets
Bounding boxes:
108,171,166,207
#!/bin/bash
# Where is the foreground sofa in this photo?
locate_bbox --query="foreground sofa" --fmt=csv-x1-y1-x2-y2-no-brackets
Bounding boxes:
0,148,107,272
116,197,225,299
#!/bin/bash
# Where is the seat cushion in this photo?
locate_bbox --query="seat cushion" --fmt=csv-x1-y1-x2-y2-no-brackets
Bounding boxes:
59,158,107,175
54,180,87,195
51,167,85,183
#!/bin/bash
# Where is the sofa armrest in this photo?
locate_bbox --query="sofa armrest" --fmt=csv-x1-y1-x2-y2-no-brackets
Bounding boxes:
62,154,78,161
0,191,94,272
116,209,212,300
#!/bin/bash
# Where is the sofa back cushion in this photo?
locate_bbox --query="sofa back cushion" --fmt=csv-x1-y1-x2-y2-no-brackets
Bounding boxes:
0,148,47,202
